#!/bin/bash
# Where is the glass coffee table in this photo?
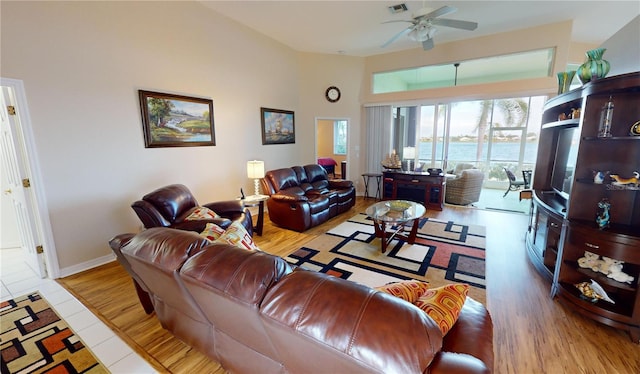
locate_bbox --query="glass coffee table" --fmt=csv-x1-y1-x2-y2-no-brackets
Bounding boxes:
365,200,426,253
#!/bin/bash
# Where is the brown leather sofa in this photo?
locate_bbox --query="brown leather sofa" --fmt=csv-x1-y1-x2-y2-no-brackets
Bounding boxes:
131,184,253,235
261,164,355,231
110,227,494,373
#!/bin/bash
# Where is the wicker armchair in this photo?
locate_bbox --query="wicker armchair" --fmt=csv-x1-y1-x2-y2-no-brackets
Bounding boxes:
445,169,485,205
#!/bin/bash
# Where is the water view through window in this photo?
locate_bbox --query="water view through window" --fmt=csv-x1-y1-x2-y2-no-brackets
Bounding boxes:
394,96,546,184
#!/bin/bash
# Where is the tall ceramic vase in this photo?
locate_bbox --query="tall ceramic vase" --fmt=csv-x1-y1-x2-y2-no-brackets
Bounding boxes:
577,48,610,84
557,70,576,94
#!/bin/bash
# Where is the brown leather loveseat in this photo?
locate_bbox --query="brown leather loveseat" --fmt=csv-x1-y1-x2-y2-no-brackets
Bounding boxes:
261,164,355,231
110,227,494,373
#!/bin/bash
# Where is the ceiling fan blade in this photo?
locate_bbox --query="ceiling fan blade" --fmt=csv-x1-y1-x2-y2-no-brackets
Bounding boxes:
422,38,434,51
381,20,415,25
431,18,478,31
417,5,456,20
381,27,412,48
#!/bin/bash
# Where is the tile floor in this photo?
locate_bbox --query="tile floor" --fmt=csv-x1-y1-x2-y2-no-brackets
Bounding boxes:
1,247,157,373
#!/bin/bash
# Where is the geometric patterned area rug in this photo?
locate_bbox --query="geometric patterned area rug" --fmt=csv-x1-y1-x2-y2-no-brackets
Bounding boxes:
284,213,487,304
0,292,108,374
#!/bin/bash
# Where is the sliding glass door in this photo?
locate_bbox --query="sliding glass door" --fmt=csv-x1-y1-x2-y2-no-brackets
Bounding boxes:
393,95,545,187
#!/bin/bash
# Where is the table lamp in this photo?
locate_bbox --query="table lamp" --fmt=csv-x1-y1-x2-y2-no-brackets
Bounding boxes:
403,147,416,171
247,160,265,196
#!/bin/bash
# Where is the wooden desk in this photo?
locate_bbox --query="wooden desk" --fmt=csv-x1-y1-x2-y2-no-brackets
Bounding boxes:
382,171,444,211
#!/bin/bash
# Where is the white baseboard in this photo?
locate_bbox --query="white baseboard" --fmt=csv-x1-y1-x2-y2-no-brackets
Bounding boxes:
57,253,116,278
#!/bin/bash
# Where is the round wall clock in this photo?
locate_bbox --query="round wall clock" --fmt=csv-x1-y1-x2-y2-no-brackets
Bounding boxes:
325,86,341,103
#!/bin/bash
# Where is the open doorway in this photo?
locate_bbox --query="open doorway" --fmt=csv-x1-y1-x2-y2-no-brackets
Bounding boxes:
1,78,57,279
315,118,349,179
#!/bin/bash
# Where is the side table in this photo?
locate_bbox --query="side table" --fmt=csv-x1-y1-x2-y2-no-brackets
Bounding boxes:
362,173,382,200
242,194,269,236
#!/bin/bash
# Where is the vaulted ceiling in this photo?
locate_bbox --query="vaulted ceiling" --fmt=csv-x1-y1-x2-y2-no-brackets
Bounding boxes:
200,1,639,57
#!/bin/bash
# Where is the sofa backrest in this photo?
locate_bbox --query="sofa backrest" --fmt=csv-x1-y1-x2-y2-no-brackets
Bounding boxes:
179,245,292,372
140,184,198,223
304,164,330,191
259,269,443,373
121,227,215,356
263,168,302,195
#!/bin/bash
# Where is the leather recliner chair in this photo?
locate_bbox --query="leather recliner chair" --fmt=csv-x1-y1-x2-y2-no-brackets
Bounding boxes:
131,184,253,235
261,164,355,232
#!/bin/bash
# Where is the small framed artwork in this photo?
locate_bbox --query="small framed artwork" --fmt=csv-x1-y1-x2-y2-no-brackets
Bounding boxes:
139,90,215,148
261,107,295,145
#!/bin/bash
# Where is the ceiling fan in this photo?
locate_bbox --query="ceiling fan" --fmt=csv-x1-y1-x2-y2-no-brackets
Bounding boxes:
381,5,478,51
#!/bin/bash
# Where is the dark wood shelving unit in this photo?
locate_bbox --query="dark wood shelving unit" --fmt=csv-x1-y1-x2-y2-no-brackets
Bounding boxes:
526,72,640,343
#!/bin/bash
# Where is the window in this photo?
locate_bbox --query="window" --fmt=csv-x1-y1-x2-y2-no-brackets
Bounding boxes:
373,48,555,94
392,95,546,180
333,120,347,155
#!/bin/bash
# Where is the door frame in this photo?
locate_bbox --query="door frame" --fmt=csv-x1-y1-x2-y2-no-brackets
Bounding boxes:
1,77,59,278
314,117,350,179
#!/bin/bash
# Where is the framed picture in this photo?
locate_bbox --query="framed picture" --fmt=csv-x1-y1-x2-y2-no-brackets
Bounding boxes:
261,107,295,145
139,90,215,148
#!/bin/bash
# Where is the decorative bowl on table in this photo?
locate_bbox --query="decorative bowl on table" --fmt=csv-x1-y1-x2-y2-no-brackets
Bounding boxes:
386,201,411,212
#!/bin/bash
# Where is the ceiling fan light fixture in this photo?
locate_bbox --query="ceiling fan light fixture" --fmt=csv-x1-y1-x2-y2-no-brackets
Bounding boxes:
408,24,434,42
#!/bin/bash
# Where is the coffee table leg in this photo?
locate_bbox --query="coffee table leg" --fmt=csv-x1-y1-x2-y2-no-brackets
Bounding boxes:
407,218,420,244
373,220,389,253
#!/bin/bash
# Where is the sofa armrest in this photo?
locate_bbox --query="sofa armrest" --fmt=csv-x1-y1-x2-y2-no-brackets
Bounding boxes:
171,218,233,232
203,199,245,215
427,352,490,374
109,233,136,250
131,200,170,228
329,179,353,189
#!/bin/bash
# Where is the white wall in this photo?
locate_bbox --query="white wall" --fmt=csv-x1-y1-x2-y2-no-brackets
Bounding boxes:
2,2,636,275
601,15,640,76
1,1,303,272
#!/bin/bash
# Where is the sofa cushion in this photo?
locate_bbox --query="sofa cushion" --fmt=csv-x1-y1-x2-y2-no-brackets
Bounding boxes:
414,284,469,335
260,269,443,373
217,221,260,251
375,280,430,303
200,223,226,242
185,206,221,221
306,195,330,214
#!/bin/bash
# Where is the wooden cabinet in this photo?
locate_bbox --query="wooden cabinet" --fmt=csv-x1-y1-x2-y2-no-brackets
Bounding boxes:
382,171,444,211
555,223,640,342
526,199,563,281
526,72,640,342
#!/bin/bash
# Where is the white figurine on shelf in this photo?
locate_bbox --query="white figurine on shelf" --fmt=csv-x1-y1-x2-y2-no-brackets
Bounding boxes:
599,256,617,275
593,170,608,184
607,260,635,284
577,251,602,272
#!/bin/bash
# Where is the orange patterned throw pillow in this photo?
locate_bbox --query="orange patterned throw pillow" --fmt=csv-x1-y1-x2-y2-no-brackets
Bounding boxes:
200,223,226,242
185,206,220,221
217,221,260,251
414,283,469,335
374,280,430,303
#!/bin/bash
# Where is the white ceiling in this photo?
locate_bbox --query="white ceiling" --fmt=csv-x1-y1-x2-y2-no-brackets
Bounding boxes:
200,1,640,57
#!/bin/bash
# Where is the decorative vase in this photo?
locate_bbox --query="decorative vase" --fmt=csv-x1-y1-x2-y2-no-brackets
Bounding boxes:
557,70,576,94
577,48,610,84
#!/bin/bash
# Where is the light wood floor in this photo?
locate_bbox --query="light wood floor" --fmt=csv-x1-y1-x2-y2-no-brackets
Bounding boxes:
57,197,640,373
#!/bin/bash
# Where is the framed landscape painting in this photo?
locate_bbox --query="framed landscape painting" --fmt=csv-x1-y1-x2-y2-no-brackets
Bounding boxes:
139,90,215,148
261,107,295,145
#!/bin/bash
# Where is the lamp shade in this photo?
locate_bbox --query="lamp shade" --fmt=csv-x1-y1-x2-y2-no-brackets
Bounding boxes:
403,147,416,159
247,160,265,179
